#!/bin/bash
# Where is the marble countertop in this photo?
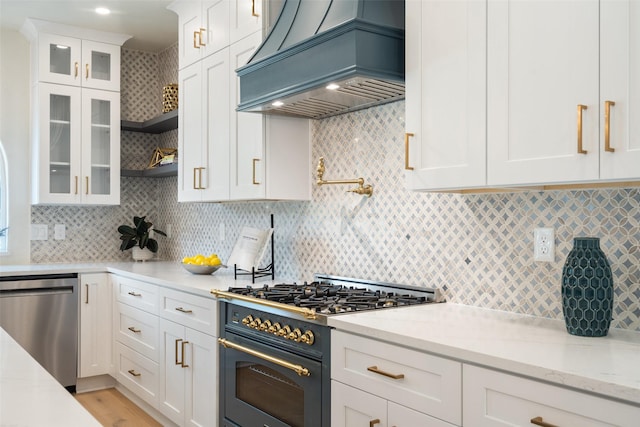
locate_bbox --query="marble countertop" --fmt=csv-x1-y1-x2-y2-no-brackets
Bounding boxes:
327,302,640,406
0,328,101,426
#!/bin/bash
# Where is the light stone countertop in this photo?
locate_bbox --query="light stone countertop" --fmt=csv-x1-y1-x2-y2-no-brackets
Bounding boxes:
3,262,640,408
0,328,102,426
327,302,640,406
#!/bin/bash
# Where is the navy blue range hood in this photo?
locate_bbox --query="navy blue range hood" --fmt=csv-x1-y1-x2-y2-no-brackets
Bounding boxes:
236,0,405,119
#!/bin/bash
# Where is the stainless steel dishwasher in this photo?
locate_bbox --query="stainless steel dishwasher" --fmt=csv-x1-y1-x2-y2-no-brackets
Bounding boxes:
0,273,78,391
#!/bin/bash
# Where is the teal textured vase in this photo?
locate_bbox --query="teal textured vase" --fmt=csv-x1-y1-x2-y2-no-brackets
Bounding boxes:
561,237,613,337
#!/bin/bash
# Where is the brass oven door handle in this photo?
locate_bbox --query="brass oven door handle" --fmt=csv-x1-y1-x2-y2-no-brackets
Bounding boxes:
367,365,405,379
530,416,559,427
577,104,588,154
211,290,317,320
252,158,260,185
604,100,615,152
404,132,414,170
218,338,311,377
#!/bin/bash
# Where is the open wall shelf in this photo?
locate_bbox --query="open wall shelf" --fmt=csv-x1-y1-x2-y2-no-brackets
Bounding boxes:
121,109,178,134
121,163,177,178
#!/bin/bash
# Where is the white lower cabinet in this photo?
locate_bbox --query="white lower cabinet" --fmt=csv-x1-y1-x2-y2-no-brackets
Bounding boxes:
332,381,455,427
331,330,462,426
112,275,218,426
79,273,112,378
159,318,217,427
463,364,639,426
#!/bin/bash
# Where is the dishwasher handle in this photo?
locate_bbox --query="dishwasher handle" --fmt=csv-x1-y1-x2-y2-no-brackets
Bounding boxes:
0,286,75,297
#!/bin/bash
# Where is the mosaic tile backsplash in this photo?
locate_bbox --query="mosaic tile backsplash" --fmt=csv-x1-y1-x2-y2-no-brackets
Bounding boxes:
31,47,640,332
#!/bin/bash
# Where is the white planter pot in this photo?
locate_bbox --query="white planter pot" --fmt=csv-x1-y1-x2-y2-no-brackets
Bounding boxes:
132,246,155,262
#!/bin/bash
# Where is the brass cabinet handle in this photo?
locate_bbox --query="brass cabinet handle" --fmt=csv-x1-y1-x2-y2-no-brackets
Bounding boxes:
193,30,199,49
604,100,615,152
252,158,260,185
127,291,142,297
127,369,141,377
198,167,204,189
198,28,206,46
219,338,310,377
85,284,89,304
251,0,259,17
176,307,193,313
175,338,182,365
367,365,405,380
530,416,559,427
74,176,78,195
404,132,414,170
127,326,141,333
193,167,197,189
577,104,588,154
181,341,190,368
74,62,79,78
369,419,381,427
85,63,89,79
85,176,89,195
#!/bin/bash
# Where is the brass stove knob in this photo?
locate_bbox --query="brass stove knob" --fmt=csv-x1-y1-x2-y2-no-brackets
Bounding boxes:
277,325,291,337
259,320,272,331
249,317,262,329
241,315,253,326
288,328,302,341
268,322,281,334
299,330,315,345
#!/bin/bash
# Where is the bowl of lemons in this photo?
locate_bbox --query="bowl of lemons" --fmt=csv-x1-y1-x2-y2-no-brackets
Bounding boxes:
182,253,224,275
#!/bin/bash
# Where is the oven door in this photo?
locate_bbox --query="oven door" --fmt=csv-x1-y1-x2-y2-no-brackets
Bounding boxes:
220,332,323,427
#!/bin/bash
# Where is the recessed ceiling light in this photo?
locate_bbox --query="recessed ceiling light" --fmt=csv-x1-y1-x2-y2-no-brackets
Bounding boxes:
326,83,340,90
95,7,111,15
272,101,284,107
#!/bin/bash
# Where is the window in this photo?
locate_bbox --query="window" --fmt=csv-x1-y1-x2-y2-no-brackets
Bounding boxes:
0,142,8,253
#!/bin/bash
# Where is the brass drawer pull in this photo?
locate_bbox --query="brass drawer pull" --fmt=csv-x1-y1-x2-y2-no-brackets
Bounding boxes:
604,100,615,152
127,369,141,377
127,291,142,297
367,365,405,380
577,104,588,154
127,326,141,333
369,419,380,427
531,416,559,427
404,132,414,170
176,307,193,313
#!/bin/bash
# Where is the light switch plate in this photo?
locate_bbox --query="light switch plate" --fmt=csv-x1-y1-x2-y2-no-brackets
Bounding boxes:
31,224,48,241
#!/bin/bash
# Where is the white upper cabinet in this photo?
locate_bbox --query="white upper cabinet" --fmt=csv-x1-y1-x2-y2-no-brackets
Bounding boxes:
600,0,640,180
22,19,127,91
170,0,262,70
487,0,600,186
406,0,640,191
405,0,487,191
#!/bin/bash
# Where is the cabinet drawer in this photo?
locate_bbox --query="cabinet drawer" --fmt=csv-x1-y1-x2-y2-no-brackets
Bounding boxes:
113,275,159,314
158,287,217,335
332,330,462,425
115,303,159,362
115,342,159,408
463,365,639,426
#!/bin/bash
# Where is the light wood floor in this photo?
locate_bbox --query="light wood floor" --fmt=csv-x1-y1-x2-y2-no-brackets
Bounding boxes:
75,388,162,427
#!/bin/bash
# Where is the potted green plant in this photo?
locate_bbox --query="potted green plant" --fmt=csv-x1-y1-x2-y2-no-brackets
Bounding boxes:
118,216,167,261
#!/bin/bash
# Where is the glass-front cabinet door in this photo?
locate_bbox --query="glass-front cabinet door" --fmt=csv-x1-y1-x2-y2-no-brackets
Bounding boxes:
38,34,121,91
35,83,82,204
34,84,119,205
81,89,120,204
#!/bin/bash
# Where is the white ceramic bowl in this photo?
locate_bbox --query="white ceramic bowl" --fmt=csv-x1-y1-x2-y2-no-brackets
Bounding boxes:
181,263,223,275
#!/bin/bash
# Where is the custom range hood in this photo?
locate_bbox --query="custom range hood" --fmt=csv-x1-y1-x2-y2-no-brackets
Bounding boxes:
236,0,405,119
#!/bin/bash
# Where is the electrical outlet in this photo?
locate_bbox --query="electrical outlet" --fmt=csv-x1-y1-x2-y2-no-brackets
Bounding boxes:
534,227,554,262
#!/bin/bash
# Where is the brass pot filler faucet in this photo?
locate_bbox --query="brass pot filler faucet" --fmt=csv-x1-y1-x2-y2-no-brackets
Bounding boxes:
316,157,373,197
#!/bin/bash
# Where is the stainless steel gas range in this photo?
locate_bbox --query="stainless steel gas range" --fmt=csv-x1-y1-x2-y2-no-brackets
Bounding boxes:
212,274,443,427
